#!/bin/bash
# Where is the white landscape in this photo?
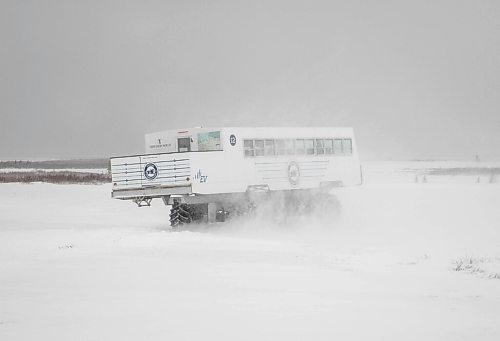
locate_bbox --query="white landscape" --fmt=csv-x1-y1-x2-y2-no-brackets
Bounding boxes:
2,0,498,339
1,161,499,341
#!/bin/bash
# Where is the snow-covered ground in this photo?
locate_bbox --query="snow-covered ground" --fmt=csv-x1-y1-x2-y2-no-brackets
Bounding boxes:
0,162,499,340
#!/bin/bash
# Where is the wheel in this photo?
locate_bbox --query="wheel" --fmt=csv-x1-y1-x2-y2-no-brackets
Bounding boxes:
178,203,192,224
169,201,181,227
170,202,194,227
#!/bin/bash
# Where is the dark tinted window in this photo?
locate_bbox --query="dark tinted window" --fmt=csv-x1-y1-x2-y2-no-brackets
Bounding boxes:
254,140,265,156
305,139,315,155
333,139,342,154
295,139,305,154
316,139,324,154
244,140,254,157
324,139,333,154
264,139,275,156
178,138,191,152
343,139,352,154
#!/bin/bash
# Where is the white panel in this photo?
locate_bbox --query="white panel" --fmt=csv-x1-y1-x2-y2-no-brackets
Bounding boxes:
112,127,362,197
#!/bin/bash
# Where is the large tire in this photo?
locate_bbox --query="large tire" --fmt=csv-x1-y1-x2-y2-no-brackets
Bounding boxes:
170,202,209,228
178,203,192,224
169,201,181,227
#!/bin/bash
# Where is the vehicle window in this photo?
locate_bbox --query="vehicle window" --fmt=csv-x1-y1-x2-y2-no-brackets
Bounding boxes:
275,139,285,155
254,139,265,156
295,139,305,154
264,139,275,156
178,137,191,152
333,139,343,154
244,139,254,157
243,137,345,157
315,139,324,154
285,139,294,155
305,139,315,155
343,139,352,155
324,139,333,154
197,131,221,151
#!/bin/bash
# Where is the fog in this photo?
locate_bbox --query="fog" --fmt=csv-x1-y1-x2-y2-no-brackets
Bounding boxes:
1,0,499,160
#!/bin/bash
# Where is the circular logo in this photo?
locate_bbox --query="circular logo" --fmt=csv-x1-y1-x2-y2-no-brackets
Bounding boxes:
229,134,237,146
144,163,158,180
288,161,300,186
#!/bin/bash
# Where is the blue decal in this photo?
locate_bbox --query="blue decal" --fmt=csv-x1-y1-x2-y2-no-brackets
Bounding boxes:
229,134,237,146
194,169,208,183
144,163,158,180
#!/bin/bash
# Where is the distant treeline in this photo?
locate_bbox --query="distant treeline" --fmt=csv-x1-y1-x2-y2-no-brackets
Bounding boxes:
427,167,500,176
407,167,500,176
0,158,110,170
0,171,111,184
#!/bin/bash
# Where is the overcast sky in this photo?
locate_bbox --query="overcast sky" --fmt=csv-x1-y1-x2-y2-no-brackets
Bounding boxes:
1,0,498,160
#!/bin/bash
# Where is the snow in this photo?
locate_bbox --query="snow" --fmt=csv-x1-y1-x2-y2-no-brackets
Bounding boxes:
0,162,499,340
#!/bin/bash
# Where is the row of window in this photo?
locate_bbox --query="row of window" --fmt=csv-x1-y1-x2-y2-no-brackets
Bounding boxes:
243,138,353,157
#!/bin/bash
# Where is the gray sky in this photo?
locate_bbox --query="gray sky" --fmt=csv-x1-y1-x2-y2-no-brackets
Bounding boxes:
1,0,499,160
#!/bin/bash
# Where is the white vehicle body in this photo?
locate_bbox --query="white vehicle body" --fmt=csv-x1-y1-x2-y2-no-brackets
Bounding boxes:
110,127,362,225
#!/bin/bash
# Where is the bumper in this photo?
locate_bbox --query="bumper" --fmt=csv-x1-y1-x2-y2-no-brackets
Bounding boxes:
111,184,192,199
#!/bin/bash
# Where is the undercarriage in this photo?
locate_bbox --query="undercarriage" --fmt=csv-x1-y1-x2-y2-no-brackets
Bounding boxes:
164,189,340,228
